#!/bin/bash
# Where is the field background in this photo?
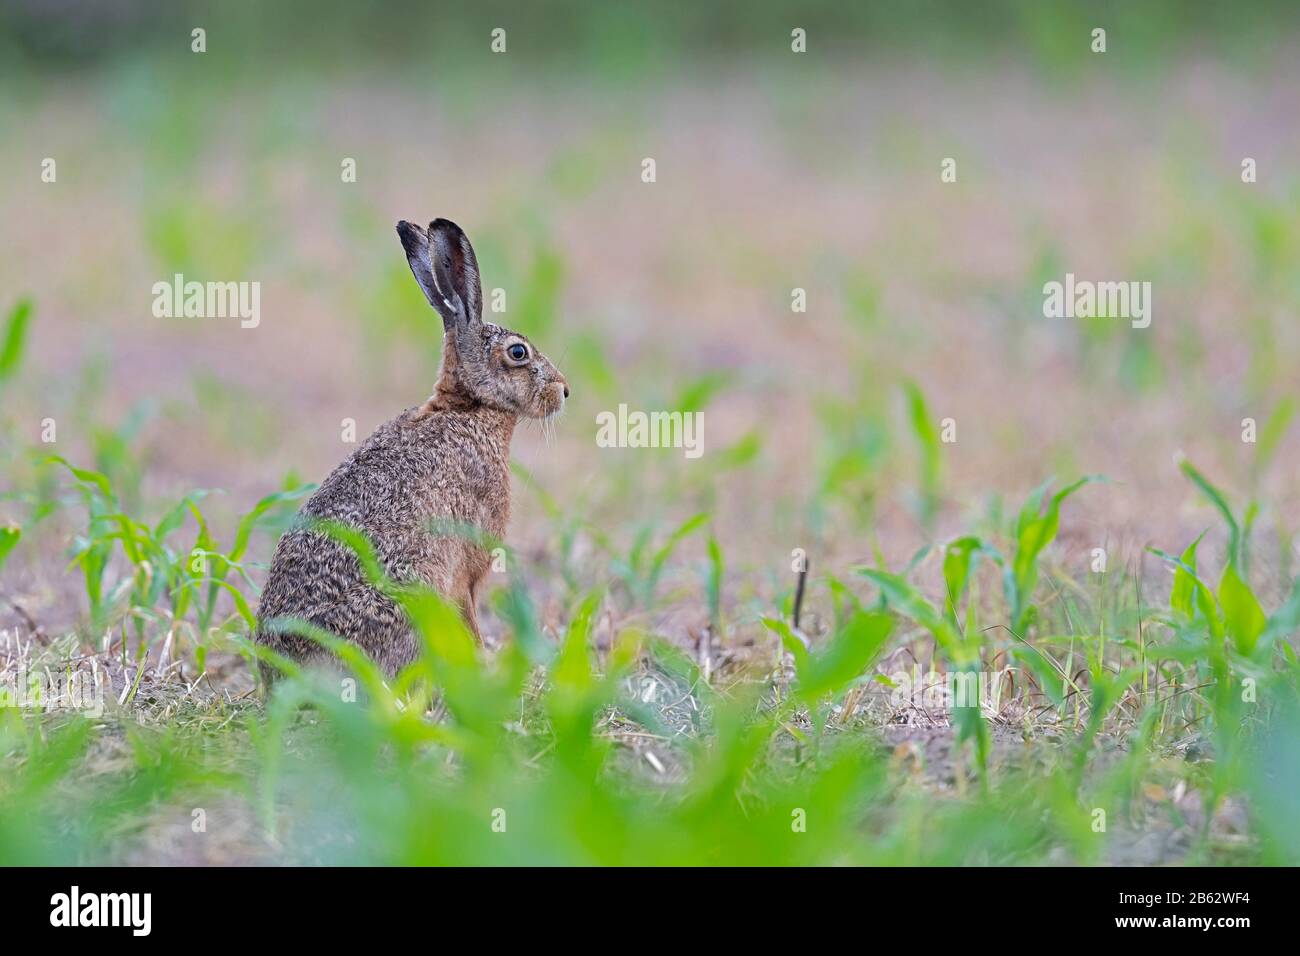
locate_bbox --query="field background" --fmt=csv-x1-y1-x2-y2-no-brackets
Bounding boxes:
2,1,1299,865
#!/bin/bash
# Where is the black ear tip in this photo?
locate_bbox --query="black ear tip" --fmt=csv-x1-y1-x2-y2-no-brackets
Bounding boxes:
428,218,466,241
396,220,426,254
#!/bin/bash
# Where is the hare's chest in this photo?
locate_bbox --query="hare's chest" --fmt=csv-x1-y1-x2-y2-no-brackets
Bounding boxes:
415,448,510,538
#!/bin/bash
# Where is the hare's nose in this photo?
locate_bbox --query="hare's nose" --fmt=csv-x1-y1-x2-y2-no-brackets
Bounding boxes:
563,384,570,399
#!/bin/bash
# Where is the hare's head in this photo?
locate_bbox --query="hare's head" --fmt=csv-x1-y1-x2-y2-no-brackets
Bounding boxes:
397,218,569,419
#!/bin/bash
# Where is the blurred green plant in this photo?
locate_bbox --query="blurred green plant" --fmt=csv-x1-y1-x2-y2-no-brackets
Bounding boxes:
902,380,942,534
0,524,20,573
814,383,891,531
0,298,32,389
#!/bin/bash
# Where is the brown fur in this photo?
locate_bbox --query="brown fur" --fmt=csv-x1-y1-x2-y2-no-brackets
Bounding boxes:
255,219,568,676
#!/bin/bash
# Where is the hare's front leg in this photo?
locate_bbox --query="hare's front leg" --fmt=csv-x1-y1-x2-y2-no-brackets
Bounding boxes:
459,594,482,643
450,543,491,644
459,576,483,643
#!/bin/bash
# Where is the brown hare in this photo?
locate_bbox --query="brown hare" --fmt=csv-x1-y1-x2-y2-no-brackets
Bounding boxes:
256,218,568,676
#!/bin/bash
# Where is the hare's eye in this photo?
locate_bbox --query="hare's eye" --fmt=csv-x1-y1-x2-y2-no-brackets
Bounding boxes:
507,343,528,362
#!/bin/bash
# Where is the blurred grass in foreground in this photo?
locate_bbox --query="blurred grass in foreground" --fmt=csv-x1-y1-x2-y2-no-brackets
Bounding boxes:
2,384,1298,862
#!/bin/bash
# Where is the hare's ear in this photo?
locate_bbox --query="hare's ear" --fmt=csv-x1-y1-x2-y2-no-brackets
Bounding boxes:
396,220,458,328
428,218,482,326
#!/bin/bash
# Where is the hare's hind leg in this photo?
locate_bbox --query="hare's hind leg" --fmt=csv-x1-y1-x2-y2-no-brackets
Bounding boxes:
294,584,420,676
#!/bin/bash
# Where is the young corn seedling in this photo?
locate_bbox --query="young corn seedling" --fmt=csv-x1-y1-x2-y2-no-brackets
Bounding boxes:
1146,458,1300,836
902,380,942,536
999,476,1099,636
601,511,709,610
857,560,991,780
761,610,894,754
